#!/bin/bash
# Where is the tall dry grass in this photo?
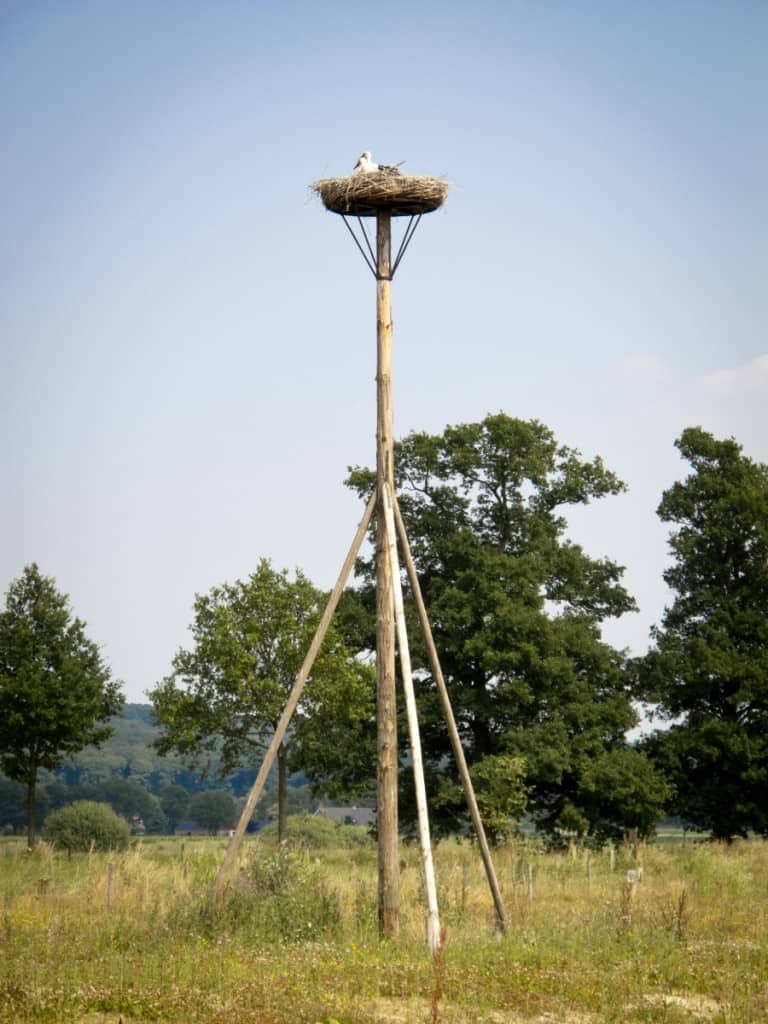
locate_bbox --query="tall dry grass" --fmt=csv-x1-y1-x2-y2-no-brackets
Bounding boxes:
1,833,766,1023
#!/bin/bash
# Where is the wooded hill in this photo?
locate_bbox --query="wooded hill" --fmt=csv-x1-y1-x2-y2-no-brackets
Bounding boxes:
49,704,267,797
0,704,316,835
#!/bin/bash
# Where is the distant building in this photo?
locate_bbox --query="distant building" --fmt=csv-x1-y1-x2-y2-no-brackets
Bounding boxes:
174,820,236,837
315,805,376,828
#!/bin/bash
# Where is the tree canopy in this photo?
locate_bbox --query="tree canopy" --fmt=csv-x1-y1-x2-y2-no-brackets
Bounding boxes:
187,789,237,833
638,428,768,839
0,564,123,845
346,414,670,842
149,559,374,840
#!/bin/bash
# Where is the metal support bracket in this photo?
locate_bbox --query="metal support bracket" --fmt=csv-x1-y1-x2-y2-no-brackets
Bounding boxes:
341,213,424,280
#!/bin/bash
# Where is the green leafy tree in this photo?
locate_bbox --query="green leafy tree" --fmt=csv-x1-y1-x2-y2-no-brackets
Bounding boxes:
469,754,528,844
188,789,236,833
434,753,528,845
149,559,374,841
347,415,669,842
637,428,768,839
0,565,124,846
144,808,169,835
0,776,27,834
98,777,159,823
42,780,76,813
159,783,190,832
44,800,129,852
576,747,671,841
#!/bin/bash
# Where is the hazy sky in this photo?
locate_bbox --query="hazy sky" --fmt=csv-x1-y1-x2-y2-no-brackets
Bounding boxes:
2,2,766,703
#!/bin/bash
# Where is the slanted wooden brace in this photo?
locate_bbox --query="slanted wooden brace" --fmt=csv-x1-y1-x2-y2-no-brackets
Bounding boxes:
213,161,507,951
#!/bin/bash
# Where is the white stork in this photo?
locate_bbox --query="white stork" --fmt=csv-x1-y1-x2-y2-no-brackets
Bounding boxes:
353,151,379,173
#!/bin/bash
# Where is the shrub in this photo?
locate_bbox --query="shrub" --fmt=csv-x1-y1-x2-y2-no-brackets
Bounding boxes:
44,800,130,852
195,845,342,944
434,754,528,845
470,754,528,845
239,845,341,942
259,812,372,849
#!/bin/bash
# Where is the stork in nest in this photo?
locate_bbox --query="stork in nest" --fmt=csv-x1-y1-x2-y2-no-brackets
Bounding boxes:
353,151,402,176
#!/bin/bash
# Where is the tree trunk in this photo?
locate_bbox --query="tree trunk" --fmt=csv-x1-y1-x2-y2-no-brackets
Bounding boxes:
26,767,37,849
277,741,288,843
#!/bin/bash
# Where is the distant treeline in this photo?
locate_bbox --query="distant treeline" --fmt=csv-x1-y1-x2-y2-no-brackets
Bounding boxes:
0,704,313,835
49,703,265,795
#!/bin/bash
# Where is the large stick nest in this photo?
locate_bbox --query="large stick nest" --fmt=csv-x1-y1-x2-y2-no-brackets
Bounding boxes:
311,172,449,217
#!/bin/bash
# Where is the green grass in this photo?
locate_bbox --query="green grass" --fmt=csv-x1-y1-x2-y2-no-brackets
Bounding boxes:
0,834,766,1022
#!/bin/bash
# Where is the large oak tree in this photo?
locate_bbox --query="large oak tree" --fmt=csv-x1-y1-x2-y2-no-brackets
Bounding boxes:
346,414,669,842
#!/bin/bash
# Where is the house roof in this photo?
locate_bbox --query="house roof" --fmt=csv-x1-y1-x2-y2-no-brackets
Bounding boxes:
315,806,376,826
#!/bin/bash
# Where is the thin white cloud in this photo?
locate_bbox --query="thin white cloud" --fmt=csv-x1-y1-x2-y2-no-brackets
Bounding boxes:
699,354,768,398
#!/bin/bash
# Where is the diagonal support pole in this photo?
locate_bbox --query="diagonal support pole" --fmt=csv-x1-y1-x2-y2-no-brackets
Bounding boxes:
212,491,376,898
381,481,441,954
391,214,423,277
341,215,377,278
392,493,508,933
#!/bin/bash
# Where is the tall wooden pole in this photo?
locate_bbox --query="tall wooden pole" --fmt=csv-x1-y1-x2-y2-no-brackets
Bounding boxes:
376,210,399,938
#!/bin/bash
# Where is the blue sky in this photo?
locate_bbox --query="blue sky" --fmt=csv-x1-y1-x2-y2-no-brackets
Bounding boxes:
2,1,766,702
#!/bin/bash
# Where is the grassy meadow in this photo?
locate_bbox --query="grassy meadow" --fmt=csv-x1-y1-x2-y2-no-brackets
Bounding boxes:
1,830,766,1024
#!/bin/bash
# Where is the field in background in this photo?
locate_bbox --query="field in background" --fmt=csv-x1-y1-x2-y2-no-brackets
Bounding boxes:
1,832,766,1023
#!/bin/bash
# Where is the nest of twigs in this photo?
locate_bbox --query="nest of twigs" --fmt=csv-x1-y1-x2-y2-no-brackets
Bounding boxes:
311,172,449,217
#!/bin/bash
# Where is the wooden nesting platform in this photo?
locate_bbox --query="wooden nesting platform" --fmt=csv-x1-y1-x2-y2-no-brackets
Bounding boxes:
311,173,449,217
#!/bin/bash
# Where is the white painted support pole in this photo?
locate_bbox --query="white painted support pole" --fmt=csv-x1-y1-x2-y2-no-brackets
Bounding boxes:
212,491,376,898
381,482,441,954
392,494,508,934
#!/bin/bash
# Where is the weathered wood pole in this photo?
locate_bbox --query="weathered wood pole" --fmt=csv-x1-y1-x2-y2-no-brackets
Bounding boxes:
376,210,399,938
